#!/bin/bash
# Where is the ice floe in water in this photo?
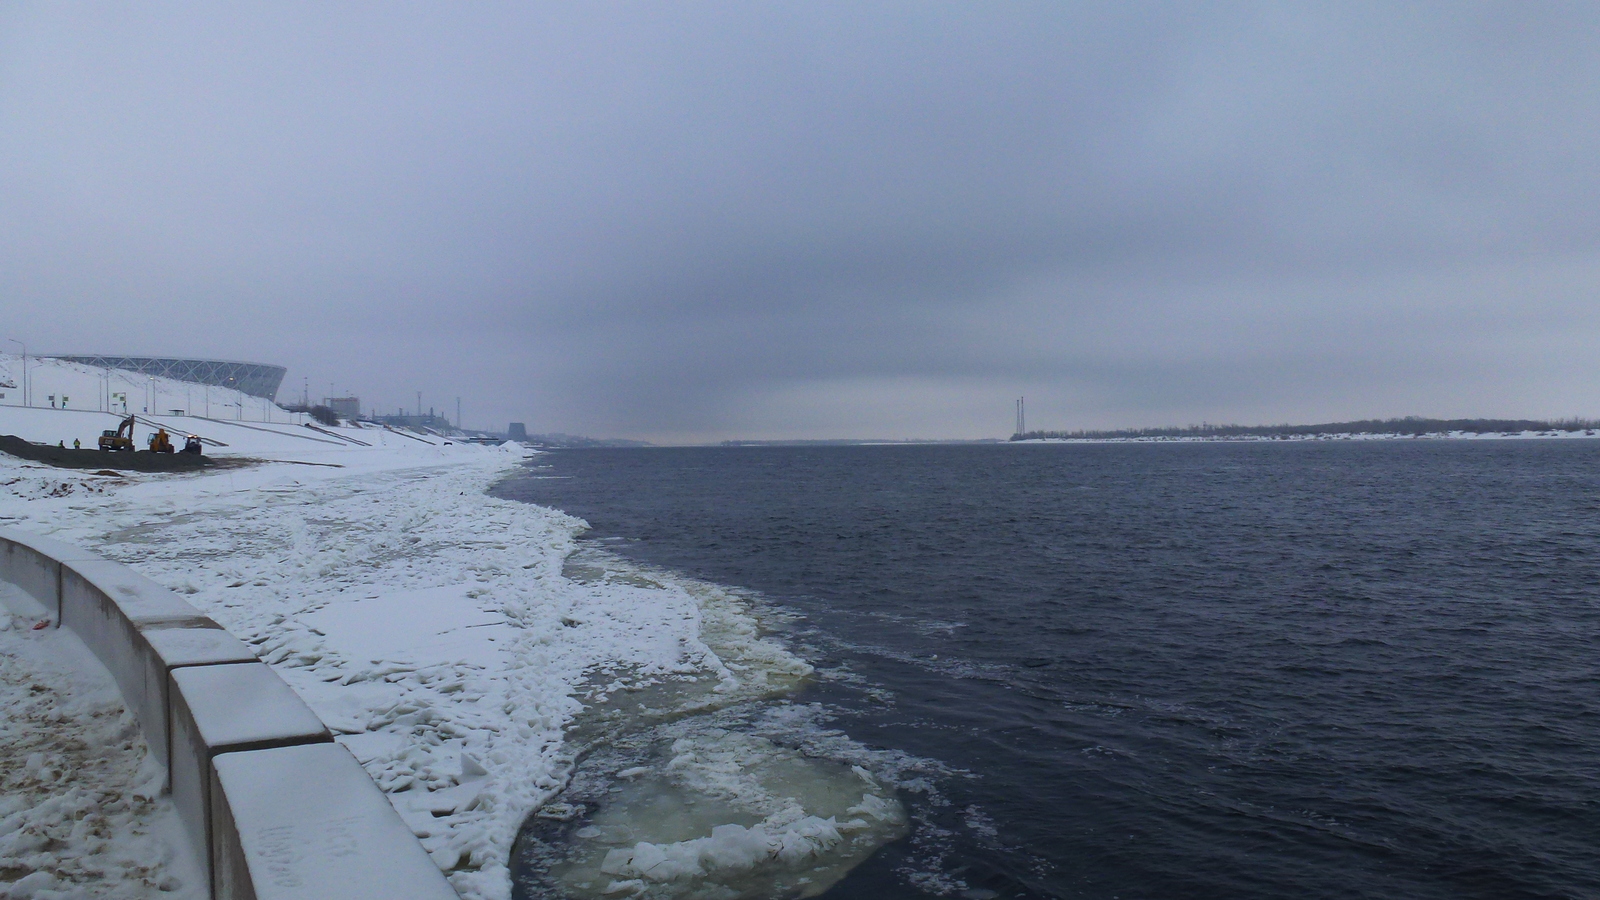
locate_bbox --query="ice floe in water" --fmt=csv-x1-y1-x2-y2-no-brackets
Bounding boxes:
517,550,911,899
520,720,909,899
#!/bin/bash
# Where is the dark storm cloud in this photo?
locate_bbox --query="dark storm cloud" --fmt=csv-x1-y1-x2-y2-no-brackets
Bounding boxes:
4,2,1600,440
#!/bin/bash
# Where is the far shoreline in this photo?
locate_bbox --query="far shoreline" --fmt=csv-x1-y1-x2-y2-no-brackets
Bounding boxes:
1009,429,1600,444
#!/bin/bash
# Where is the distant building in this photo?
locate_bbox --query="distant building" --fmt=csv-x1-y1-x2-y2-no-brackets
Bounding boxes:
508,422,528,441
49,355,287,400
325,397,361,419
377,411,452,431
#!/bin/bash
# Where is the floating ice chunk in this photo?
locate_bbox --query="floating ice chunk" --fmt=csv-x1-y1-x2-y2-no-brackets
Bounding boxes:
847,793,897,822
638,841,701,880
699,823,770,870
775,816,841,864
431,844,463,871
598,815,844,883
536,803,584,822
601,846,645,876
427,779,485,813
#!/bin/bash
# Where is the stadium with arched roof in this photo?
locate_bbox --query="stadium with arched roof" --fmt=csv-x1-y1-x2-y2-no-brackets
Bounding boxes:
47,356,287,400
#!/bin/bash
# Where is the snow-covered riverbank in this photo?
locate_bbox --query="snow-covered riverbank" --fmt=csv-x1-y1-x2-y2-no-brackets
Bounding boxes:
0,371,906,899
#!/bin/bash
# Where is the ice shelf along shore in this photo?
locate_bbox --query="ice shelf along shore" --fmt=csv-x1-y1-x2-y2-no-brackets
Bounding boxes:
0,370,908,900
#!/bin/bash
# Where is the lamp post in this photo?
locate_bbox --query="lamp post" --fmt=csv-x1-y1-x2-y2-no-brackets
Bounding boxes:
7,339,25,407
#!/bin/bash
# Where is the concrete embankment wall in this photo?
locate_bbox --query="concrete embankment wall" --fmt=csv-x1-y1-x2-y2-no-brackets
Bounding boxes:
0,527,458,900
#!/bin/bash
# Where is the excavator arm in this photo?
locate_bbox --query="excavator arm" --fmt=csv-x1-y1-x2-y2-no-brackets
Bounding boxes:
98,415,137,451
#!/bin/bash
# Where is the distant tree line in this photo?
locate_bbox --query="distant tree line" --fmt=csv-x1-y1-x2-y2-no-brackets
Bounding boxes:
1012,416,1600,441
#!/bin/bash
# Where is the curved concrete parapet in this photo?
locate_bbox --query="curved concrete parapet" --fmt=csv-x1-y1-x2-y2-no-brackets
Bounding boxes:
0,526,458,900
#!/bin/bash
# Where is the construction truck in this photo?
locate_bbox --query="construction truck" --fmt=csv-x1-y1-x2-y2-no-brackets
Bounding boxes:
182,435,203,455
148,429,174,453
98,416,135,451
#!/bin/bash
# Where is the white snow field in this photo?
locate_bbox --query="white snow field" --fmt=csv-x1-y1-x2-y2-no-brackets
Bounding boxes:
0,356,908,899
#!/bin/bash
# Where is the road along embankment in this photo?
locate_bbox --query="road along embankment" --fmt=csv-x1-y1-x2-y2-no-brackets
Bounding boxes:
0,526,459,900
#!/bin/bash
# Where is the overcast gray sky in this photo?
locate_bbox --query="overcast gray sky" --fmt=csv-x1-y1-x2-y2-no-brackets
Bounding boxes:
4,2,1599,442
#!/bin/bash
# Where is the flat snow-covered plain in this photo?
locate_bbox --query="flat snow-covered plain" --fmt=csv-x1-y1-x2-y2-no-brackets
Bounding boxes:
0,357,909,900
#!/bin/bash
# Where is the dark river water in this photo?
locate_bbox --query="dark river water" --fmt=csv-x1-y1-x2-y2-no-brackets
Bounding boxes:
493,440,1600,900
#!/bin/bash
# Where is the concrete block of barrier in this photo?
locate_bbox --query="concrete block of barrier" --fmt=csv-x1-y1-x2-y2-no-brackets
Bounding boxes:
0,581,51,622
0,526,96,562
170,662,332,886
58,559,211,751
145,623,259,668
0,529,453,900
0,539,59,619
211,743,458,900
61,557,204,626
0,525,99,557
132,624,260,768
0,528,98,621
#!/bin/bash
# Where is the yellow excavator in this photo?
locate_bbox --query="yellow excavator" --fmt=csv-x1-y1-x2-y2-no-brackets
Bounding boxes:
98,415,135,451
148,429,174,453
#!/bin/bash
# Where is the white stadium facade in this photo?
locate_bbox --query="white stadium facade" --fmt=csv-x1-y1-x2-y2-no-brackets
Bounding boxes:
49,356,288,400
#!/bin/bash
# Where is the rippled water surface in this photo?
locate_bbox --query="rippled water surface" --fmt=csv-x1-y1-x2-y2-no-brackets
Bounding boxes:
495,441,1600,899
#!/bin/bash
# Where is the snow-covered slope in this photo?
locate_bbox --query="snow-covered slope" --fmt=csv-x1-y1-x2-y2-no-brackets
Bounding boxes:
0,353,297,423
0,352,465,466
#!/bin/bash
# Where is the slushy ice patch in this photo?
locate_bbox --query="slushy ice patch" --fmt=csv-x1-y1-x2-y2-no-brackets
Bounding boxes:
561,548,813,713
518,552,910,898
519,717,908,899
